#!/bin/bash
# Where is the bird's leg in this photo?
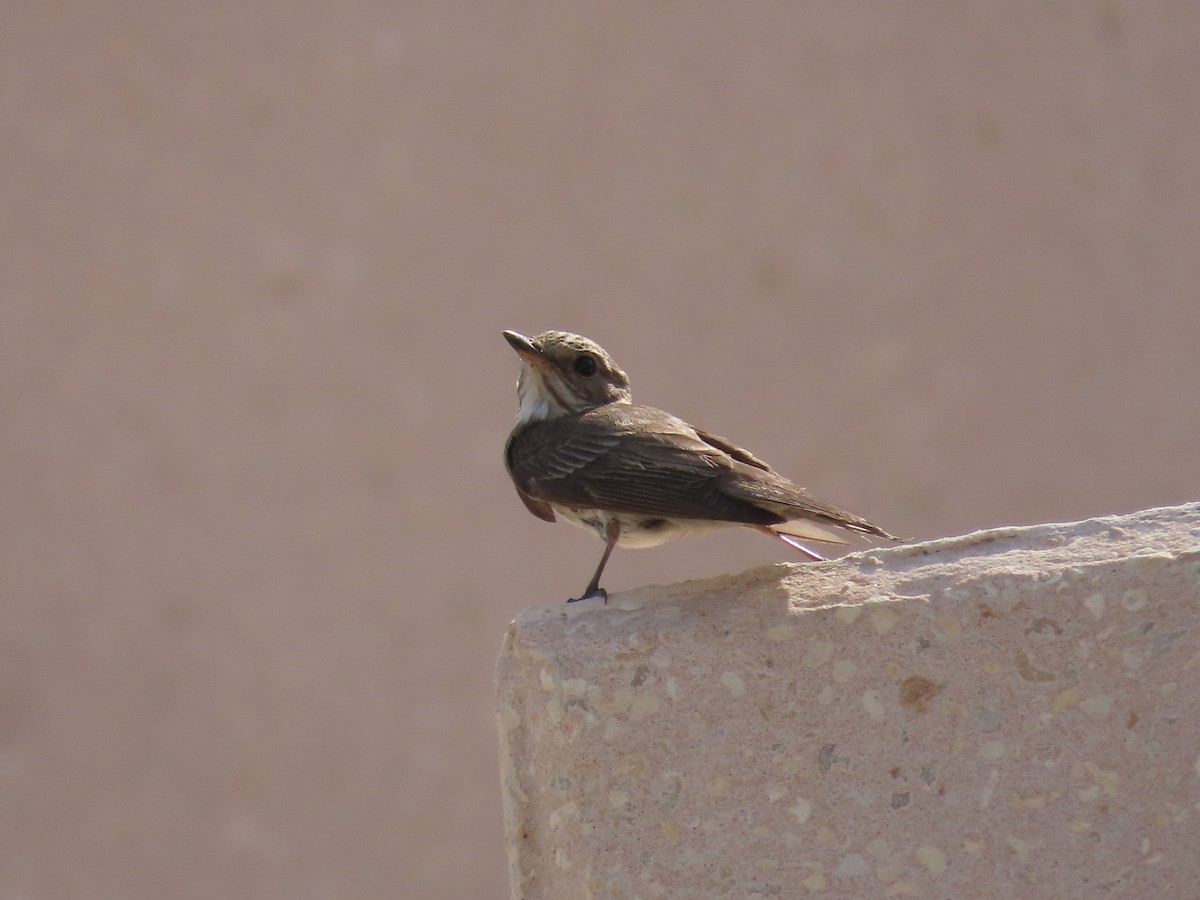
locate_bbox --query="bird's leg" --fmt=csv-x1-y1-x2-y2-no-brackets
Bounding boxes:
762,527,826,561
569,520,621,603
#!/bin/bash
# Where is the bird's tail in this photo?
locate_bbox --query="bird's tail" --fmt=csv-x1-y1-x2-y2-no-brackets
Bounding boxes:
769,517,852,545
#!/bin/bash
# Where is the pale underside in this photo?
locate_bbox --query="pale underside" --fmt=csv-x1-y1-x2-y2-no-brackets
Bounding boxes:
553,505,716,549
553,502,850,550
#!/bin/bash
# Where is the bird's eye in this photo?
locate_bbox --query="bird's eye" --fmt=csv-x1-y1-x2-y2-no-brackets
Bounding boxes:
574,355,597,377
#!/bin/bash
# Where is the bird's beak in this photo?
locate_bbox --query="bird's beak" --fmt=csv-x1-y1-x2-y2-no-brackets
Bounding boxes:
503,330,542,363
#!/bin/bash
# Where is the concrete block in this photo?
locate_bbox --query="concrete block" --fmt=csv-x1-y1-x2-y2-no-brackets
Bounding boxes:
496,504,1200,898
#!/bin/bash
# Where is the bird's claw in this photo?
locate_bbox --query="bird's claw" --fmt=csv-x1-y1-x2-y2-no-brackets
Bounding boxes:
567,588,608,604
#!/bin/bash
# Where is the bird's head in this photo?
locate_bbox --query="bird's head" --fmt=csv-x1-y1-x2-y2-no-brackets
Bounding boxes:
504,330,632,423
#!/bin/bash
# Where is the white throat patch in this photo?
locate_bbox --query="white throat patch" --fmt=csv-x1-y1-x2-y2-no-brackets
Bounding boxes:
515,367,569,425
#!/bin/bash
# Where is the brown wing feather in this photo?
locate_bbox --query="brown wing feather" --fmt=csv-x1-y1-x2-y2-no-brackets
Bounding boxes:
698,426,898,540
721,472,899,540
507,405,784,526
504,431,556,522
508,403,899,541
694,428,775,473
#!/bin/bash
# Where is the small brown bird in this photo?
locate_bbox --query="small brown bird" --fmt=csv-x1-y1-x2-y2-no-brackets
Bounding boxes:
503,330,900,602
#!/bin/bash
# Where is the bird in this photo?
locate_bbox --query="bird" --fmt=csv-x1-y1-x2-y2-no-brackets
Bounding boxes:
502,330,900,603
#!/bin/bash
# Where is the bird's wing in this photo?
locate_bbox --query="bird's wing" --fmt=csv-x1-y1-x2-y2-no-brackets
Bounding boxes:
693,427,775,473
510,404,899,542
504,432,557,522
691,423,897,540
692,427,856,540
721,475,888,540
720,461,900,541
507,405,785,526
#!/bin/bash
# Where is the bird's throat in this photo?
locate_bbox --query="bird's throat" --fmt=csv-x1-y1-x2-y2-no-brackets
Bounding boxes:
515,367,575,425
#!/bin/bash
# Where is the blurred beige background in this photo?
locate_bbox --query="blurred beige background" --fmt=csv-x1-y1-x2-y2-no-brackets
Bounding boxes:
3,3,1199,898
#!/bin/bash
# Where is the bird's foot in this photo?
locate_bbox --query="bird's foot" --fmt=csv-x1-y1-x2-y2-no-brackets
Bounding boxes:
567,587,608,604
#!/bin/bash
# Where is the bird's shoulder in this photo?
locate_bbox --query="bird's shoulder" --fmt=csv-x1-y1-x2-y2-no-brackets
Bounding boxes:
510,403,693,448
512,402,777,477
578,403,699,438
591,405,777,473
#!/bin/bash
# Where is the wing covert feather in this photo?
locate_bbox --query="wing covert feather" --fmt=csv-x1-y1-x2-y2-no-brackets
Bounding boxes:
508,403,898,540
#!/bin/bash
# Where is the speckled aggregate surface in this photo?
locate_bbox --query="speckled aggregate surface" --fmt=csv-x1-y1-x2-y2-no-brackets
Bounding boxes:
497,504,1200,898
